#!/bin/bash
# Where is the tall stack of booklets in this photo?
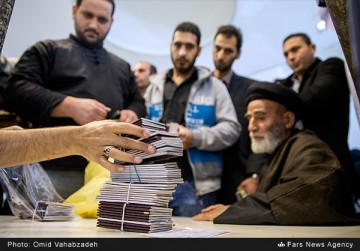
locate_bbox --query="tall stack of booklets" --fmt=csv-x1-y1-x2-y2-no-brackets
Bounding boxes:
96,118,183,233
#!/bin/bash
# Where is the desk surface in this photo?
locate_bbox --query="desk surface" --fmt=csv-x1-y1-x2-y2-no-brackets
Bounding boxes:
0,215,359,238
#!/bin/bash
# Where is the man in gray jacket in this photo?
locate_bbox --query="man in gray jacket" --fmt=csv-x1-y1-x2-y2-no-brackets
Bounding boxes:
145,22,240,217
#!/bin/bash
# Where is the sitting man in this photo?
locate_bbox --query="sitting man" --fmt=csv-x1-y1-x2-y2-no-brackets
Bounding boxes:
193,82,359,225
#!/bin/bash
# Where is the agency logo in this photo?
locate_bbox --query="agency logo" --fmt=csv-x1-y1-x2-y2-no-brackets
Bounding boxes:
278,242,285,248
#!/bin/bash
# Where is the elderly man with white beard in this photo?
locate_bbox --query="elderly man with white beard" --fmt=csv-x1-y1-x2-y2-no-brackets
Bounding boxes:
192,82,359,225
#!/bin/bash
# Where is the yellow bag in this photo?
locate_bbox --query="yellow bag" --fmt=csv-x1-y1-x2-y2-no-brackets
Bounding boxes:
65,161,110,218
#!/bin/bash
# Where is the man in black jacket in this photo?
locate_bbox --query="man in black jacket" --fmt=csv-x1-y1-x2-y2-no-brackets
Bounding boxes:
3,0,146,198
276,32,357,198
212,25,257,204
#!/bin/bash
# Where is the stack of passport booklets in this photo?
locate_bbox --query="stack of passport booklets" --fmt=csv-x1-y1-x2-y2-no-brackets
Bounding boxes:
96,118,183,233
115,118,183,164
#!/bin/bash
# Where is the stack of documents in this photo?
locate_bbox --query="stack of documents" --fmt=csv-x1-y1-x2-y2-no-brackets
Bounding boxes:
133,118,167,133
122,118,166,139
115,119,183,164
96,119,183,233
110,163,183,184
114,131,183,164
97,202,173,233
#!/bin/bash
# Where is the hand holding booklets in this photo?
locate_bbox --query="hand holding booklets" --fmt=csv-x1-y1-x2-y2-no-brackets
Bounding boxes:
96,118,183,233
114,118,183,164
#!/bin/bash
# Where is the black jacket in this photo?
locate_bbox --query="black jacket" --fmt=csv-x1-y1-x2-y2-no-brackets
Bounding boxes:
276,57,356,193
4,35,146,127
4,35,146,170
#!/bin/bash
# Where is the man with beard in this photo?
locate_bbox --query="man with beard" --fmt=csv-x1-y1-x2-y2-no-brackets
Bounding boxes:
192,82,359,225
3,0,146,198
212,25,258,204
145,22,240,217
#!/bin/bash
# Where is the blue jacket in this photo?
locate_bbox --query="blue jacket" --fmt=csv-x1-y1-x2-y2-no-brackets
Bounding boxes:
144,67,241,195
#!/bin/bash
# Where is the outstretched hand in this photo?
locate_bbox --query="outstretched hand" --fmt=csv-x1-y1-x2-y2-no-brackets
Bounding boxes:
73,120,156,172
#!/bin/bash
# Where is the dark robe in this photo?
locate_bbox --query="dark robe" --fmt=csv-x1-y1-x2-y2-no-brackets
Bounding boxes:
215,130,359,225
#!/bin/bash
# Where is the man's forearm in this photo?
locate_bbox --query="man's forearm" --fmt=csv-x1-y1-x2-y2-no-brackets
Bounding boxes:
0,127,76,168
